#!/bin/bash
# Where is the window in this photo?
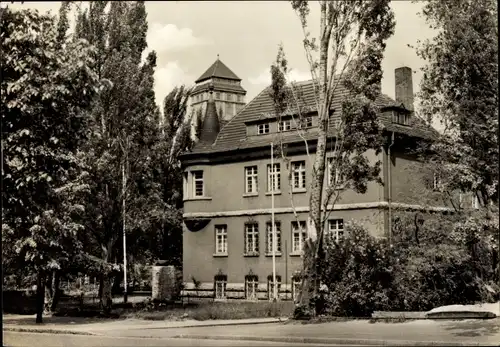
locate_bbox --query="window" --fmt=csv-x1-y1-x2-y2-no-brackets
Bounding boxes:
214,274,227,299
327,219,344,243
392,111,410,125
215,225,228,254
238,95,243,102
433,172,443,191
192,171,204,197
472,194,480,209
245,166,258,194
244,223,259,255
305,116,313,128
278,119,292,132
292,161,306,190
267,163,280,192
327,158,344,187
267,275,281,300
257,123,270,134
292,276,301,302
298,116,313,129
291,221,307,253
245,275,258,300
215,92,221,99
226,93,233,101
183,171,188,197
266,222,281,254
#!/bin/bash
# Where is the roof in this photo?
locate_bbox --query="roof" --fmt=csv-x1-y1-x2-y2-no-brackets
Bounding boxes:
185,79,438,156
192,80,246,95
197,91,220,146
195,58,241,83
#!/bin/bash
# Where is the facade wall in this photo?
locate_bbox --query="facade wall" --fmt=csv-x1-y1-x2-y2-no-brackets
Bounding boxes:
182,148,390,299
182,208,384,298
183,149,385,214
389,149,448,208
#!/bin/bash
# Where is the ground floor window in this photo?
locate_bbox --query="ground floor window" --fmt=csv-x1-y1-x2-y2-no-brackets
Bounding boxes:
292,276,302,302
245,275,258,300
214,274,227,299
267,275,281,300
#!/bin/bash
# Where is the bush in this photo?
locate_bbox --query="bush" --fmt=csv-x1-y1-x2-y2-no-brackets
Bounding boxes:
319,224,398,317
317,216,499,317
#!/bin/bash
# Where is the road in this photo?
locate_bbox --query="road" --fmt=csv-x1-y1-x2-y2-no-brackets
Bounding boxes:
4,318,499,346
3,331,359,347
97,318,500,345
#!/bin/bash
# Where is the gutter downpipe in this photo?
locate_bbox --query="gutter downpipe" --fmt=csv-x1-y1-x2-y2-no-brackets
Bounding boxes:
388,132,395,244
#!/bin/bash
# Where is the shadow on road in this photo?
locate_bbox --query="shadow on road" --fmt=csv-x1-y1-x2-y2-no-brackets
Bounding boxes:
442,319,500,337
3,315,125,326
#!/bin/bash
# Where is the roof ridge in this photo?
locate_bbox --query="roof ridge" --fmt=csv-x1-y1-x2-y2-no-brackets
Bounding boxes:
213,86,271,146
211,59,219,78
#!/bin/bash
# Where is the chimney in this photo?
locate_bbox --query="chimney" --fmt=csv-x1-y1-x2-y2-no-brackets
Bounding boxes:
395,67,414,111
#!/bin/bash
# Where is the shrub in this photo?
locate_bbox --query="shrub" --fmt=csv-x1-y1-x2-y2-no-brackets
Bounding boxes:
319,223,398,317
317,216,498,317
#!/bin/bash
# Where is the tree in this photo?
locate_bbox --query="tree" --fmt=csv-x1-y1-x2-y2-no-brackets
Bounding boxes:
416,0,498,207
269,1,395,316
149,86,193,265
1,8,99,322
74,1,166,313
414,0,499,289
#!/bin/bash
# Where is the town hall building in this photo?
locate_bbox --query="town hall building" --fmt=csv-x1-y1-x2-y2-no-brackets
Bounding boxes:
179,61,449,301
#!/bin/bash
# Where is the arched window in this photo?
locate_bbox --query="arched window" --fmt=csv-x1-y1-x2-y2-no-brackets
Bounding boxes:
214,273,227,299
245,275,258,300
267,275,281,300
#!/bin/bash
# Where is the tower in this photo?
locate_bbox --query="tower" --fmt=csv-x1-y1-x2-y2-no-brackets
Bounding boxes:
190,56,247,123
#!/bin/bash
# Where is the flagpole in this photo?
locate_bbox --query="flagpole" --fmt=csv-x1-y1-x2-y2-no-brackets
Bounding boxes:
271,142,277,301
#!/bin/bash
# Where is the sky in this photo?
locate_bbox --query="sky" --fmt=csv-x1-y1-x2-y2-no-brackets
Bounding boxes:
9,1,437,118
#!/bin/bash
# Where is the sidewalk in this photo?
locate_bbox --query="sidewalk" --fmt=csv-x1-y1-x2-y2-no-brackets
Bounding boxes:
2,314,285,335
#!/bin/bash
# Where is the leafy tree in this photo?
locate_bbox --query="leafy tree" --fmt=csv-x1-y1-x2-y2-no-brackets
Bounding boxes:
416,0,498,207
74,1,166,312
148,86,193,266
1,8,99,322
269,1,395,316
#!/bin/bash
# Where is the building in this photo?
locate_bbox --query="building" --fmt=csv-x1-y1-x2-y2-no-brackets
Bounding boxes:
179,66,445,302
189,56,247,123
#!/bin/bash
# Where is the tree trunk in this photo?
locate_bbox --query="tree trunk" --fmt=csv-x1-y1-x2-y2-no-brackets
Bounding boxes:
43,270,61,314
98,242,114,315
36,272,45,324
99,275,113,315
297,0,331,317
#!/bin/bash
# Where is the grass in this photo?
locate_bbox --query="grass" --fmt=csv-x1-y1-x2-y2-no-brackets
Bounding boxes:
124,300,294,321
47,296,294,321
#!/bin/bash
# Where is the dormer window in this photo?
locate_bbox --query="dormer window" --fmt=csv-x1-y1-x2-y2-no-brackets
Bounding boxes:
392,111,410,125
278,119,292,132
257,123,270,134
297,116,313,129
305,116,313,128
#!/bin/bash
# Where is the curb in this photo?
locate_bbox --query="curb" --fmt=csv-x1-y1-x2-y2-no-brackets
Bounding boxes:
3,326,97,336
170,334,498,346
143,317,287,330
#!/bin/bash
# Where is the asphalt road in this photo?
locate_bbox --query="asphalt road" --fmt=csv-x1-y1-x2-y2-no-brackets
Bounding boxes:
3,331,361,347
97,318,500,345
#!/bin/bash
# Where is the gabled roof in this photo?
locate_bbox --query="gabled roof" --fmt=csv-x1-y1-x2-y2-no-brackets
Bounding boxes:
184,79,438,156
195,58,241,83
